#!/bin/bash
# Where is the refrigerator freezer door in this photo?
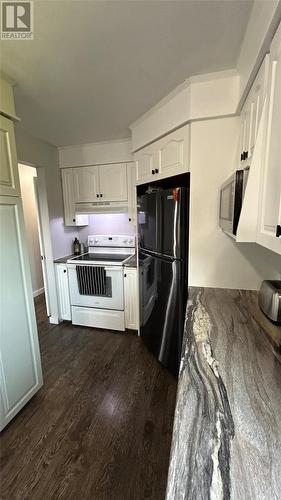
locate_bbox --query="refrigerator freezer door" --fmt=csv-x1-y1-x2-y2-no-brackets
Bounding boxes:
138,191,162,253
138,188,188,259
139,251,187,375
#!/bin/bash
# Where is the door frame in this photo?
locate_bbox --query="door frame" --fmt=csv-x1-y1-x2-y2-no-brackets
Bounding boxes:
18,162,59,324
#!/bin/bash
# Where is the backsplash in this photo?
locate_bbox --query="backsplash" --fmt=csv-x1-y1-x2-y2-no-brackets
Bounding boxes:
78,213,135,244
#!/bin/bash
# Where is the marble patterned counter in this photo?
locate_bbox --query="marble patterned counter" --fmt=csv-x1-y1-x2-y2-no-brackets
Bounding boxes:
166,287,281,500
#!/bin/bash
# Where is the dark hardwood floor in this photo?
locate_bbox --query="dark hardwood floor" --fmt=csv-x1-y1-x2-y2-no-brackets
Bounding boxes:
0,294,177,500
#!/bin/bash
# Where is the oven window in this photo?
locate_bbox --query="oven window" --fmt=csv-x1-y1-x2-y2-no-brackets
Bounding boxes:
220,182,234,221
76,266,112,297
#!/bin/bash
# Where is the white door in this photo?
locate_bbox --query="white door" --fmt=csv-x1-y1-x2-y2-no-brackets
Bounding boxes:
61,168,89,226
135,149,155,183
127,162,137,224
0,115,20,197
55,264,71,321
157,127,189,177
258,24,281,255
124,268,139,330
33,177,50,316
73,166,100,202
98,164,128,201
0,196,43,430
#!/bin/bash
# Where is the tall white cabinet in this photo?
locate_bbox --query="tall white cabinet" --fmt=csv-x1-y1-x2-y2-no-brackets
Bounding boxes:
257,23,281,254
0,77,43,431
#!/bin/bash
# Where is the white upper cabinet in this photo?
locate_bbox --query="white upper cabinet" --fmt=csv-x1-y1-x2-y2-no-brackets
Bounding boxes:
0,115,20,197
239,56,269,166
99,163,127,201
157,127,188,176
135,149,154,184
257,24,281,255
127,162,137,224
61,163,130,225
135,125,189,185
73,166,100,202
61,168,89,226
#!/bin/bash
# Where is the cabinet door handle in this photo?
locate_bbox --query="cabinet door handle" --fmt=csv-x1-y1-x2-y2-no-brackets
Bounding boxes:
73,218,76,222
124,273,127,277
152,170,155,175
155,168,159,174
63,269,67,273
128,218,131,222
97,194,99,198
100,193,103,198
276,225,281,237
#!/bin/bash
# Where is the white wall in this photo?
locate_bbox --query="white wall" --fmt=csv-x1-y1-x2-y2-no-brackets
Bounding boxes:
78,213,135,245
189,116,280,290
59,138,133,168
130,71,239,151
18,164,44,295
15,123,79,259
237,1,281,105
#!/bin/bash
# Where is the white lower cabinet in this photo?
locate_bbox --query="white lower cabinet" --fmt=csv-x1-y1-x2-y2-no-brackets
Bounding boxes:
55,263,71,321
124,268,139,330
0,196,43,431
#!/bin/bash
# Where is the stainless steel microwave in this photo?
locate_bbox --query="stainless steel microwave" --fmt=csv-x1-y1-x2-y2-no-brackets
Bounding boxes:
219,169,249,236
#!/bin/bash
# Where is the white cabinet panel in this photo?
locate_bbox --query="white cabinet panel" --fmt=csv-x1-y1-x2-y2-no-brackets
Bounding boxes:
0,115,20,197
127,162,137,224
135,150,154,183
258,24,281,255
124,268,139,330
135,125,189,185
61,168,88,226
73,166,100,202
0,196,43,431
158,127,188,176
239,56,269,166
55,264,71,321
99,163,128,201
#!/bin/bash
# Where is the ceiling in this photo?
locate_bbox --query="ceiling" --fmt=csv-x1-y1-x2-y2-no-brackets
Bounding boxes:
1,0,253,147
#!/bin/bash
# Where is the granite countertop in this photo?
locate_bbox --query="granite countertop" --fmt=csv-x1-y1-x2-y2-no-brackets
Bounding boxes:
53,254,75,264
166,287,281,500
123,255,137,268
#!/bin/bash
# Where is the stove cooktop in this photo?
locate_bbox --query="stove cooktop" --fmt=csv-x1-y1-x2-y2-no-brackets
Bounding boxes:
67,252,133,265
73,253,130,262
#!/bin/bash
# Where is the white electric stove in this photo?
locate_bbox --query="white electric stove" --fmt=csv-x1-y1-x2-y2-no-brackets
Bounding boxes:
67,235,135,331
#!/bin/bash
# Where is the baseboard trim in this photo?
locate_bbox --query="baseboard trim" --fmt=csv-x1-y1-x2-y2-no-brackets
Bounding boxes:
49,315,59,325
33,287,45,298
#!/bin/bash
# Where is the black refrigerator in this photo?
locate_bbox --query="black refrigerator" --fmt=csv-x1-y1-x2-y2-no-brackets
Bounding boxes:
137,187,189,376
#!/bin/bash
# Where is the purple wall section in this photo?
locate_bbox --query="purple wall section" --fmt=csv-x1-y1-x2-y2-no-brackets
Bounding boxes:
78,213,136,245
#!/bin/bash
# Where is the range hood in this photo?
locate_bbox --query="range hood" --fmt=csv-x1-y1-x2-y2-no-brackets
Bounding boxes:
75,201,128,215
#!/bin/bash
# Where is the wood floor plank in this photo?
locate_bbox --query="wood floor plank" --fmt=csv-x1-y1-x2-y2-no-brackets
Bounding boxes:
0,294,177,500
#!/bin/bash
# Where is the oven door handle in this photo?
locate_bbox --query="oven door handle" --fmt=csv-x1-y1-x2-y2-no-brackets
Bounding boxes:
103,267,122,272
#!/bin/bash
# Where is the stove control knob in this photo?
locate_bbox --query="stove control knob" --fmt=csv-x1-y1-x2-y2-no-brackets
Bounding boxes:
129,239,133,244
94,238,99,244
123,239,128,244
89,238,93,244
